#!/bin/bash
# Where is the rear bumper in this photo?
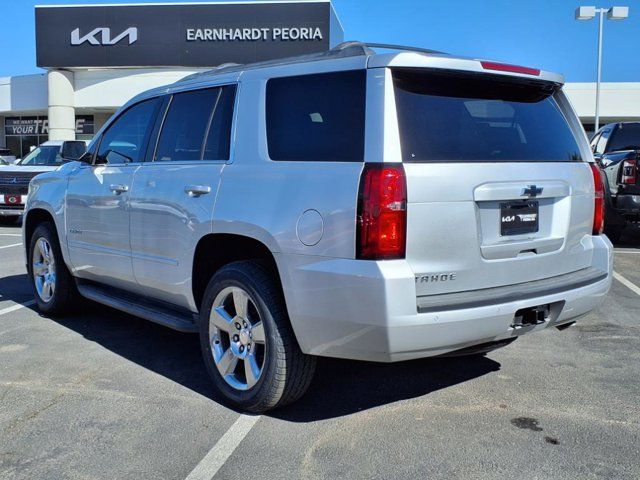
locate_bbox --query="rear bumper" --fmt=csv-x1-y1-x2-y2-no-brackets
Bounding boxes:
277,235,613,362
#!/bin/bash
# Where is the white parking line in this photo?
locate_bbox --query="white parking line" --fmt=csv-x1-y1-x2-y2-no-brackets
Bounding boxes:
0,300,36,316
185,414,260,480
613,271,640,297
0,233,21,237
614,248,640,254
0,242,22,250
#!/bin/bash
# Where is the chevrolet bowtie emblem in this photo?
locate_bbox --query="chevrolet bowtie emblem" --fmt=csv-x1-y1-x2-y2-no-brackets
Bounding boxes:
522,185,543,197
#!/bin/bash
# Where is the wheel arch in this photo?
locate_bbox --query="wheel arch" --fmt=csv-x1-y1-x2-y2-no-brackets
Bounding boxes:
23,207,60,261
192,233,283,313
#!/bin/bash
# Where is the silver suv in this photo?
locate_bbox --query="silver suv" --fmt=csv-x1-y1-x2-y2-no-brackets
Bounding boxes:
23,43,612,412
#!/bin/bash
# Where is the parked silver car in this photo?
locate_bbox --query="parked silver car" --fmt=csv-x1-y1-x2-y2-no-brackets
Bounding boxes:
23,42,612,412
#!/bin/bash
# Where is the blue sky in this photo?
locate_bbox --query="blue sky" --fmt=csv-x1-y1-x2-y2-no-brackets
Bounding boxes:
1,0,639,81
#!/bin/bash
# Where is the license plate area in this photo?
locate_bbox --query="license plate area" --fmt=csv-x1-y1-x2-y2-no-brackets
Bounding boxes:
500,200,539,236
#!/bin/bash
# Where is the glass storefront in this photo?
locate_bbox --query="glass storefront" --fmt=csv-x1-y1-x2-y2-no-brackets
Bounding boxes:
3,115,94,158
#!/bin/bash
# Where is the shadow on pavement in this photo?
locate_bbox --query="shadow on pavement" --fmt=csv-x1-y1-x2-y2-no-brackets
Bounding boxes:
0,273,35,307
0,273,501,420
271,355,500,421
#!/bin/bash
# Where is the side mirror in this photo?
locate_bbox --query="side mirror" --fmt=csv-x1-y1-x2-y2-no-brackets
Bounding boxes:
60,141,88,161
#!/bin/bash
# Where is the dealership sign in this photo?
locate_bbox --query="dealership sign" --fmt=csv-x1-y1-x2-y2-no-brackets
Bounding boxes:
5,116,94,136
70,27,138,46
35,2,341,68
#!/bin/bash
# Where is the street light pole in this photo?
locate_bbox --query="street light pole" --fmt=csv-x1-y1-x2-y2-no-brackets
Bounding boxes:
575,6,629,135
595,8,604,132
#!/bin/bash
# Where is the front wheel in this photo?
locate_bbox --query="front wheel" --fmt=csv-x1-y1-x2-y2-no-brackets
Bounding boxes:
28,222,79,315
199,261,316,412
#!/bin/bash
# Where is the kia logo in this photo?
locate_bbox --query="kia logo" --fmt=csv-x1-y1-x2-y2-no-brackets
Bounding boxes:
70,27,138,46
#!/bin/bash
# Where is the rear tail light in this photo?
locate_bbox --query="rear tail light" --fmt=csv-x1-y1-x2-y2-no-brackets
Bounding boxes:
480,61,541,76
621,159,637,184
590,163,605,235
356,163,407,260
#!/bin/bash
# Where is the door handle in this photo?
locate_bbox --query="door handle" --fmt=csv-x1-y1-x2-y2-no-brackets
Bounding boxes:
185,185,212,197
109,184,129,195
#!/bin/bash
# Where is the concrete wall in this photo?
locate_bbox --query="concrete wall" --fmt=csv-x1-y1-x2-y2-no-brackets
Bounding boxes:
0,74,48,114
564,82,640,123
73,68,204,109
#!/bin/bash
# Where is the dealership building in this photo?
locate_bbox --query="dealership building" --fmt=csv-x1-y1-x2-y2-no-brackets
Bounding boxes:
0,1,638,158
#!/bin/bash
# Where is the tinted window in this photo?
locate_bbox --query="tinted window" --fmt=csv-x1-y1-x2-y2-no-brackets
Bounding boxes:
19,146,62,166
607,124,640,152
97,98,159,164
204,85,236,160
393,70,582,162
156,88,219,161
266,70,366,162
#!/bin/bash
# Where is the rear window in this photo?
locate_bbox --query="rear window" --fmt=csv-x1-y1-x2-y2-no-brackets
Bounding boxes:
266,70,366,162
393,69,582,163
607,123,640,152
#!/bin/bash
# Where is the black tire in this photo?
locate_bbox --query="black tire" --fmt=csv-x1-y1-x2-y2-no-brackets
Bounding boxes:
605,224,624,244
199,260,316,412
27,222,79,315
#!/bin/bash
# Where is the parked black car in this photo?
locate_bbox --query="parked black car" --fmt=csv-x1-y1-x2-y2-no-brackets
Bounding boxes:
591,122,640,242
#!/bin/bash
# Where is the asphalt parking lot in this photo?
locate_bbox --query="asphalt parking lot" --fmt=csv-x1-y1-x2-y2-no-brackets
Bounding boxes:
0,221,639,480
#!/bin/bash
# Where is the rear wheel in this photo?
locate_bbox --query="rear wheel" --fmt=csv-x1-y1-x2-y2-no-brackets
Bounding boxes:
28,222,79,315
199,260,316,412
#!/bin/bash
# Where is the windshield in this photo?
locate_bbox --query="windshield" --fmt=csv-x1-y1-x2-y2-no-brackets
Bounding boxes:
607,124,640,152
393,69,582,163
19,145,62,166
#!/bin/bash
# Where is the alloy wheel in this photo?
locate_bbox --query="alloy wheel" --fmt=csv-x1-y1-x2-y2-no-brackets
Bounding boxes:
209,286,266,391
32,237,56,302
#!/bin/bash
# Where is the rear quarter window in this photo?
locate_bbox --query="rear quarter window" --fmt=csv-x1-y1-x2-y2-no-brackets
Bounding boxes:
393,69,582,163
266,70,366,162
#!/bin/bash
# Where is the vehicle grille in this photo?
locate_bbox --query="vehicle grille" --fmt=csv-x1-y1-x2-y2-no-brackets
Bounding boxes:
0,173,39,196
0,185,28,195
0,176,33,186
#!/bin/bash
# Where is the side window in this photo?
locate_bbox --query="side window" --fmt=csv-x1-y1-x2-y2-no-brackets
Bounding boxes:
594,128,610,154
97,98,159,164
155,88,218,162
266,70,366,162
203,85,236,161
590,132,601,152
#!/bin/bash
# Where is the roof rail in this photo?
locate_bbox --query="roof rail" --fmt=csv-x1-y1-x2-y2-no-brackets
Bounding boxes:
334,41,446,56
175,41,445,84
